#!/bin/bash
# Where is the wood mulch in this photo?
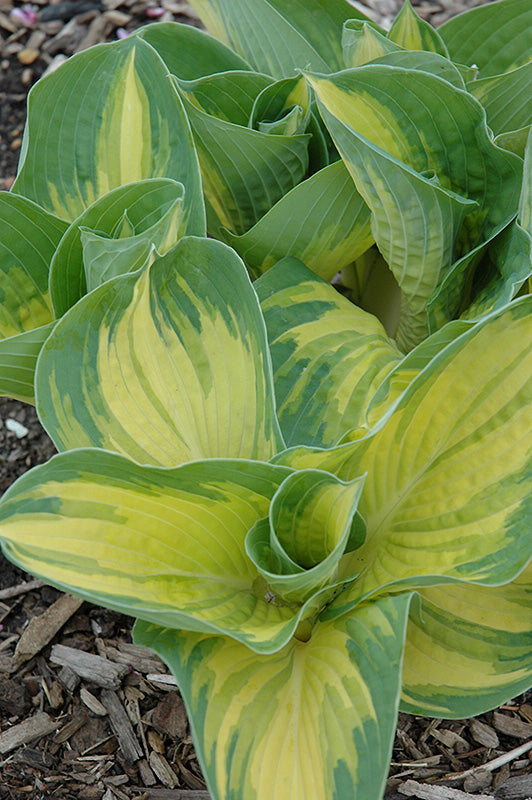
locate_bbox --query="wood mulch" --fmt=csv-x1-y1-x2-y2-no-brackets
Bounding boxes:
1,1,531,798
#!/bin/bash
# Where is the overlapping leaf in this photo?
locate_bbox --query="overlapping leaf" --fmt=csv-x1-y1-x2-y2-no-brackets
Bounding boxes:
342,21,397,68
460,220,532,322
12,37,204,226
177,88,311,236
0,193,66,338
468,62,532,136
49,179,194,316
388,0,449,56
225,160,372,280
256,259,401,447
186,0,367,78
371,50,468,89
134,21,251,79
0,323,55,404
439,0,532,77
176,70,273,125
308,66,523,346
37,237,284,466
274,297,532,613
0,450,321,653
134,593,412,800
246,469,365,603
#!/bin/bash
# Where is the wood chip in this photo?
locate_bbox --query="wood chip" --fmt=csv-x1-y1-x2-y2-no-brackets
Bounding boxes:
50,644,129,689
138,758,157,786
494,775,532,800
149,751,179,788
399,779,494,800
42,678,64,709
445,739,532,780
14,594,84,663
81,686,109,716
0,579,44,600
464,769,493,793
430,728,469,751
469,719,500,749
100,689,143,763
0,711,57,754
57,663,81,692
55,711,88,743
0,10,17,33
105,640,166,675
41,17,87,54
492,712,532,740
146,673,178,688
147,729,165,754
25,29,46,49
152,692,188,740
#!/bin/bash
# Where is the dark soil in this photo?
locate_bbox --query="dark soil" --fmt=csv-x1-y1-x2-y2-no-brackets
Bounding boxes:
0,59,38,181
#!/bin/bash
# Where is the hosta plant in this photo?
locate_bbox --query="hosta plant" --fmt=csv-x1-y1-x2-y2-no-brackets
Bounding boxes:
0,237,532,799
0,0,531,799
0,0,531,402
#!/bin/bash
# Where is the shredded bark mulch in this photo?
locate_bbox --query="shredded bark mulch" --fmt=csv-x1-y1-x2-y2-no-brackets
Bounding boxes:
1,0,531,798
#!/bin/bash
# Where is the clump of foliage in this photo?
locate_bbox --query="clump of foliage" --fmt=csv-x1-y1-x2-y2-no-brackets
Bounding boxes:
0,1,531,798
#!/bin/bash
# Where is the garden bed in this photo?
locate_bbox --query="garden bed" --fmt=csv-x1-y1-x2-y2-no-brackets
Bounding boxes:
0,1,531,798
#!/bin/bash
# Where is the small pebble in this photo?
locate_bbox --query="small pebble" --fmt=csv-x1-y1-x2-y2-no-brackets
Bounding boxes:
5,419,29,438
10,138,22,150
17,47,40,65
21,67,33,85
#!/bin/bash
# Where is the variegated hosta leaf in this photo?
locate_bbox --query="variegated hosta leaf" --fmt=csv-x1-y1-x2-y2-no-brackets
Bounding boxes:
401,560,532,718
274,297,532,614
520,127,532,238
0,450,327,653
468,62,532,137
388,0,449,57
176,88,311,236
224,160,373,281
37,237,284,466
307,66,522,240
49,179,192,316
439,0,532,78
0,193,67,339
342,21,398,69
495,125,531,158
308,66,523,341
250,74,310,135
134,592,413,800
0,323,55,404
460,129,532,322
13,37,204,226
175,70,272,125
246,470,365,603
186,0,368,78
363,319,475,429
461,220,532,322
427,236,491,333
255,259,401,448
134,21,251,79
310,98,475,350
371,50,467,90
